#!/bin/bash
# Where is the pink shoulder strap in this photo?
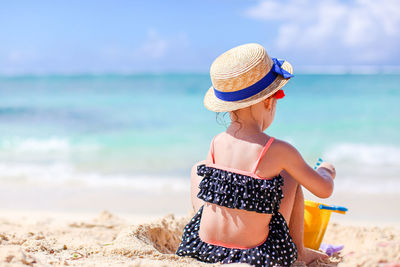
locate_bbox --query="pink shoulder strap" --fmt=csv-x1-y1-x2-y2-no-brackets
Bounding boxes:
252,137,275,174
209,135,217,164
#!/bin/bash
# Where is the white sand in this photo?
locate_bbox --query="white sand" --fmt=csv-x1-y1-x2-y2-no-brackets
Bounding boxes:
1,183,399,266
0,208,399,267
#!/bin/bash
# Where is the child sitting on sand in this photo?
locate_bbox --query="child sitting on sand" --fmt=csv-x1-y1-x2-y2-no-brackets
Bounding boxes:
176,43,336,266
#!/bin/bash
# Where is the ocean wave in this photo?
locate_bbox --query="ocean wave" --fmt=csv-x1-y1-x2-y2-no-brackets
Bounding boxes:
2,137,71,152
322,143,400,166
0,162,189,192
0,107,31,115
0,137,99,161
334,177,400,194
1,139,399,194
1,159,399,194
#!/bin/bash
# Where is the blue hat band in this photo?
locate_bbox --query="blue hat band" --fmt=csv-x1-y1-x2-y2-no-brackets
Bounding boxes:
213,58,293,102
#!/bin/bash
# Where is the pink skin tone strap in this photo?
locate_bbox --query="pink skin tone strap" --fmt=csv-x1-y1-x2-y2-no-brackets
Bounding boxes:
252,137,275,173
208,136,276,180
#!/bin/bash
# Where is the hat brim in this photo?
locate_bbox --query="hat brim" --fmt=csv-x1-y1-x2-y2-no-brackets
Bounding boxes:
204,60,293,112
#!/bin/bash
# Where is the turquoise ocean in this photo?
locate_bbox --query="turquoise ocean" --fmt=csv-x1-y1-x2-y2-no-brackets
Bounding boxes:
1,74,399,194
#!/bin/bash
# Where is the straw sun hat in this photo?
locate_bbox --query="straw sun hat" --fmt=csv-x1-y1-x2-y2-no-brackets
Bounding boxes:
204,43,293,112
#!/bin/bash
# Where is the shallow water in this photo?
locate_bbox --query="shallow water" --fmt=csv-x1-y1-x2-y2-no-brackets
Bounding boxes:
0,73,399,194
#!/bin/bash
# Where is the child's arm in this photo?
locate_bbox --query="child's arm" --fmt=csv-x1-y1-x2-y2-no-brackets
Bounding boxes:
279,141,335,198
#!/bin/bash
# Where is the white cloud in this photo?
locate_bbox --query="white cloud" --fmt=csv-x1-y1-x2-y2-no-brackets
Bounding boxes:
0,50,40,74
3,50,38,64
134,29,190,62
138,29,169,59
96,30,191,72
244,0,400,64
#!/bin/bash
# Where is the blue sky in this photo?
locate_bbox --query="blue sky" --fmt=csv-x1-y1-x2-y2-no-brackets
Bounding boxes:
1,0,400,74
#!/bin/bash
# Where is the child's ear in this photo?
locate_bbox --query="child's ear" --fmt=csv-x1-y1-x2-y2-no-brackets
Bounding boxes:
264,98,273,110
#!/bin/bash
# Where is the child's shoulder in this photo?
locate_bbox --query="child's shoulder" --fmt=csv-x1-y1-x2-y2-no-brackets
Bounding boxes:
269,137,300,156
271,137,294,148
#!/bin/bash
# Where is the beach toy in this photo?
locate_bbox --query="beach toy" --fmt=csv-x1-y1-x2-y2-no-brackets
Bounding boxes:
304,200,348,250
319,243,344,256
313,158,323,170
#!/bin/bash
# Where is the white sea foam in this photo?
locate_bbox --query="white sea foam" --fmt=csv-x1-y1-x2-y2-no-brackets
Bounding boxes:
323,143,400,166
1,139,399,194
0,159,398,194
0,162,189,193
2,137,71,152
0,137,98,161
334,177,400,194
316,143,400,194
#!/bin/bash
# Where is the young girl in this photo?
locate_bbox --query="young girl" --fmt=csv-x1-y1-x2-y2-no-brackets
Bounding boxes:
176,43,336,267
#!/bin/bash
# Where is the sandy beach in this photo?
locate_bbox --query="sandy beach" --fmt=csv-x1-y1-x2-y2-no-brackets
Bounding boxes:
1,184,399,267
1,209,399,267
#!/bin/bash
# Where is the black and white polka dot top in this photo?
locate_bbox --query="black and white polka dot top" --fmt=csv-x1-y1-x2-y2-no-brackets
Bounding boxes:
197,136,284,214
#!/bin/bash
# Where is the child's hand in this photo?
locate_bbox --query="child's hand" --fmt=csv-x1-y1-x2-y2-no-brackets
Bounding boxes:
317,162,336,180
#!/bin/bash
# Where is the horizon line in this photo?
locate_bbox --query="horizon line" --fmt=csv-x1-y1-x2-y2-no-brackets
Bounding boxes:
1,65,400,77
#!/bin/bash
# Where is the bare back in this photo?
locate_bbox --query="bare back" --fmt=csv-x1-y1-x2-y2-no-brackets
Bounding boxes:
199,132,283,248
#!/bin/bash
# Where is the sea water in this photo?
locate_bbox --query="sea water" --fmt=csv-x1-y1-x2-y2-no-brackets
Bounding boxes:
0,74,399,194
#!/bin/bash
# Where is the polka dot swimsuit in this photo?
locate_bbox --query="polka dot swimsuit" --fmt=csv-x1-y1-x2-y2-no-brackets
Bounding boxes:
176,137,298,267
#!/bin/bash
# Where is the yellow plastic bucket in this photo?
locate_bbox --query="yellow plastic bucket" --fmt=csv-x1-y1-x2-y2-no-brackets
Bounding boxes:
303,200,347,250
